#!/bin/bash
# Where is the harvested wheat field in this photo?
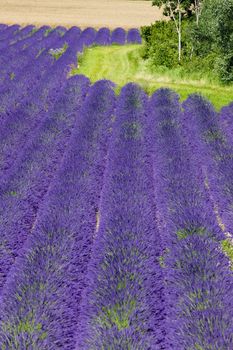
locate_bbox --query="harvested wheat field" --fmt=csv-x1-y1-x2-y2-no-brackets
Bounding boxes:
0,0,163,28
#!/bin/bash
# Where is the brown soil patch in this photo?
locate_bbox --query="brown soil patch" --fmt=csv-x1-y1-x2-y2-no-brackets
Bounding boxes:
0,0,163,29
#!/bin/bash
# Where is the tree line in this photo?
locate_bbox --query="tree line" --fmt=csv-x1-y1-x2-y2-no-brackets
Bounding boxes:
142,0,233,83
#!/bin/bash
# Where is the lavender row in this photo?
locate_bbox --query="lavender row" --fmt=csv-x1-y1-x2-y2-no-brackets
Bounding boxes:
0,28,81,141
0,75,89,296
0,24,141,48
220,102,233,147
0,27,67,90
0,28,93,174
0,80,114,349
75,84,163,349
0,53,52,99
0,26,49,69
96,27,141,45
0,25,35,58
0,26,69,88
0,53,54,115
0,25,94,111
0,53,65,177
0,25,20,48
9,25,35,44
182,96,233,236
148,89,233,349
0,24,8,32
0,25,140,90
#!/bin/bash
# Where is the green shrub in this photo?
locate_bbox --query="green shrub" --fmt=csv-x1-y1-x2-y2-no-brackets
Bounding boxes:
142,21,181,68
142,0,233,83
217,54,233,84
191,0,233,82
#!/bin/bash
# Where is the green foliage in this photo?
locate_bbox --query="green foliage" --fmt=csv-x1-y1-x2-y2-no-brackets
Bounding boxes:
142,21,180,68
148,0,233,82
10,72,15,80
44,28,53,37
72,44,233,110
49,43,68,60
182,52,219,79
9,190,17,196
1,317,48,348
217,54,233,84
96,300,136,331
191,0,233,82
200,0,233,54
222,239,233,267
142,20,194,68
176,226,206,240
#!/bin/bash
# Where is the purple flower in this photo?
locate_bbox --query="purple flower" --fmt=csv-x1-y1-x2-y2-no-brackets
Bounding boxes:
95,27,111,46
127,28,141,44
111,27,126,45
147,89,233,349
0,80,115,350
75,84,165,349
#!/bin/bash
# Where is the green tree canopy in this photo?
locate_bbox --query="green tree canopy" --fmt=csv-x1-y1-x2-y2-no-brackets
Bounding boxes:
200,0,233,53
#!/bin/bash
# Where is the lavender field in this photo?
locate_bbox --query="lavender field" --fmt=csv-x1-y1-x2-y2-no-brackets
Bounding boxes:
0,24,233,349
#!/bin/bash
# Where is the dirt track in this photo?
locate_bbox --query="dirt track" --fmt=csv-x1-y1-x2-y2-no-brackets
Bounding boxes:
0,0,163,29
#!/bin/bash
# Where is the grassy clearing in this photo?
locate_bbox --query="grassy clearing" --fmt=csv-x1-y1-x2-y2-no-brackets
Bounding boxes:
71,45,233,110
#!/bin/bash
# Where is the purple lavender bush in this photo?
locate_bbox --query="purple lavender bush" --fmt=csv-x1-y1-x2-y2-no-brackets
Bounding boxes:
111,27,126,45
10,25,35,43
127,28,141,44
75,83,165,350
0,75,90,295
148,89,233,349
0,80,115,350
0,24,20,41
0,24,8,31
80,27,96,47
220,102,233,147
182,95,233,235
62,26,82,46
54,25,67,36
0,23,231,349
95,27,111,45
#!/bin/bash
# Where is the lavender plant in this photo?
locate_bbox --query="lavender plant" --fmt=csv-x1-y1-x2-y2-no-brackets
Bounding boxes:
111,27,126,45
0,79,115,350
62,26,82,46
95,27,111,45
80,27,97,47
182,95,233,236
148,89,233,349
10,25,35,44
0,75,90,295
75,83,165,349
220,102,233,148
127,28,142,44
0,24,20,41
0,24,8,31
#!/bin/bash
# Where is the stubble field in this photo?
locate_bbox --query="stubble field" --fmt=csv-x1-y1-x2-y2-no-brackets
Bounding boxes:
0,0,163,28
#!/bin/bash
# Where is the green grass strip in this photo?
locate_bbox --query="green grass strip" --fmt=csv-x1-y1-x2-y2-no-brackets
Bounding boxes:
71,44,233,110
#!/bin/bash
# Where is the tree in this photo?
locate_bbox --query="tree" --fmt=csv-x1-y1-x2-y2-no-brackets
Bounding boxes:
196,0,233,82
152,1,187,62
152,0,203,62
193,0,203,25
